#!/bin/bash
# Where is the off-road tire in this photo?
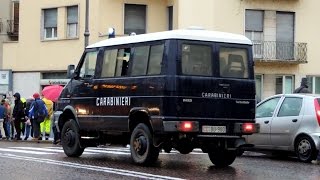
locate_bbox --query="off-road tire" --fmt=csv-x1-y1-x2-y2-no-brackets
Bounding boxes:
208,150,237,167
130,123,159,165
61,119,84,157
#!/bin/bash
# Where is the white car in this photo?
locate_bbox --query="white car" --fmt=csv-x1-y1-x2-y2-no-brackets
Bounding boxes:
246,94,320,162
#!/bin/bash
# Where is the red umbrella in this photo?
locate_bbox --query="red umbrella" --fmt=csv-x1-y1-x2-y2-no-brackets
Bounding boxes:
42,85,64,102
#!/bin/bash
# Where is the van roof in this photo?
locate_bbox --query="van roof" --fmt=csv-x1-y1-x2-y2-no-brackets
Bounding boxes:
87,29,252,49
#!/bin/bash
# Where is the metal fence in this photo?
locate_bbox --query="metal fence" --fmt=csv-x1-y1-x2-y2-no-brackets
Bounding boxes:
252,41,307,63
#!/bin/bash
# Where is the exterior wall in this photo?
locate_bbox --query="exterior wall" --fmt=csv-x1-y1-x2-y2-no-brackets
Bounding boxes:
2,0,320,99
13,72,41,98
0,0,12,69
3,0,169,71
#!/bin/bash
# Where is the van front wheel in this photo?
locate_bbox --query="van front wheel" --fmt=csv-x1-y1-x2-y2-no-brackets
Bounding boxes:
61,119,84,157
130,123,159,165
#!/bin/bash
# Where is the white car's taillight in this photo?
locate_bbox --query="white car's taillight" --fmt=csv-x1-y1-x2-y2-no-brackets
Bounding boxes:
314,99,320,126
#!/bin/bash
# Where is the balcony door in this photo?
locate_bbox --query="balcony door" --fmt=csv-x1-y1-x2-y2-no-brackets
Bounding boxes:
276,12,294,60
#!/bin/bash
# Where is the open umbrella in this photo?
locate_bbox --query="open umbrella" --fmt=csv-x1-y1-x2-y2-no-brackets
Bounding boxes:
41,85,64,102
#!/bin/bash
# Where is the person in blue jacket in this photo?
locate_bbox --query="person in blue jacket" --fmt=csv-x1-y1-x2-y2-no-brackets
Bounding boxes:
28,93,48,141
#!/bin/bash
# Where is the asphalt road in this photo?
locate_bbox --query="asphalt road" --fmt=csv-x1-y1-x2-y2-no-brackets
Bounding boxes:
0,141,319,180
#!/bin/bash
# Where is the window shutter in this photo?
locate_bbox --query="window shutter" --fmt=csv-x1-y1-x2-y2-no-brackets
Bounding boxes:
44,9,57,28
67,6,78,24
124,4,146,34
245,10,263,31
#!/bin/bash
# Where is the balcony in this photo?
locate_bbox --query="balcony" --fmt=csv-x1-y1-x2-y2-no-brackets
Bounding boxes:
252,41,307,63
7,20,19,40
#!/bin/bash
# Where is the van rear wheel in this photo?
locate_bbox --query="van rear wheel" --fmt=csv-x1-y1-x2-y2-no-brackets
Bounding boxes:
208,150,237,167
130,123,159,165
61,119,84,157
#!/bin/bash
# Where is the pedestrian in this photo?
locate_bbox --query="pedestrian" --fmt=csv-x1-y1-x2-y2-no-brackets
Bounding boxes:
0,100,7,139
3,99,12,140
312,151,320,165
12,93,25,140
25,97,34,139
40,97,53,140
293,78,311,93
28,93,48,142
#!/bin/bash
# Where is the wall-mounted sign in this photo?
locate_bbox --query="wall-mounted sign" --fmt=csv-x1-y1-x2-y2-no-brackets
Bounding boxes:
40,79,69,85
0,70,12,94
0,71,9,85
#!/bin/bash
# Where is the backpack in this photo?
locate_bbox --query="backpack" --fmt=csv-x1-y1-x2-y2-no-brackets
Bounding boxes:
33,100,48,122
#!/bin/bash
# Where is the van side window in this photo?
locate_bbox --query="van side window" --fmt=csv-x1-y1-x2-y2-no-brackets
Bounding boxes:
181,44,212,76
131,46,150,76
115,48,131,76
147,44,164,75
79,51,98,78
101,49,118,77
219,47,248,78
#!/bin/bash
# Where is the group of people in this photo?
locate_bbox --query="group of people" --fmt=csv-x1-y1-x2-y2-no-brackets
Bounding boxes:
0,92,60,144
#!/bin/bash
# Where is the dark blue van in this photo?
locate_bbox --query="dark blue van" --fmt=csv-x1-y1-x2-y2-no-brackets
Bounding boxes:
54,29,259,167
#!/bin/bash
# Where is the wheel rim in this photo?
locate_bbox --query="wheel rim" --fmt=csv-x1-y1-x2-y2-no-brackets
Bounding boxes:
298,139,311,157
133,133,147,156
64,128,76,147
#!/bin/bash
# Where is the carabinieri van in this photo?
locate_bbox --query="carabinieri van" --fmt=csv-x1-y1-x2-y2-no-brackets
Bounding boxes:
54,28,259,167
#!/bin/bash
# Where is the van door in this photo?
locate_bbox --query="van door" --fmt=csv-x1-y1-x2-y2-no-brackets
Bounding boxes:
175,41,255,121
70,49,99,129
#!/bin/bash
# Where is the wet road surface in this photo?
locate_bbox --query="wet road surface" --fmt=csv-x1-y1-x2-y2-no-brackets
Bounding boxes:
0,141,319,180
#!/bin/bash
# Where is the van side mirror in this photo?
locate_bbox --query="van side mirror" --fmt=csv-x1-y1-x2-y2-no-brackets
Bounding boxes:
67,65,75,78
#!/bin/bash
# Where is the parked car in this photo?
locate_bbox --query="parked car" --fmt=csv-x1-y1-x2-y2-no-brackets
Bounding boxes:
246,94,320,162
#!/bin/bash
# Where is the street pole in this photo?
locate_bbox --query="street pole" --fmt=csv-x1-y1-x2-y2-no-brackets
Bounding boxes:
84,0,90,48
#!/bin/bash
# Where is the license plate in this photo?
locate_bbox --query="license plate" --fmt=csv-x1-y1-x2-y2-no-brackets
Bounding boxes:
202,126,226,133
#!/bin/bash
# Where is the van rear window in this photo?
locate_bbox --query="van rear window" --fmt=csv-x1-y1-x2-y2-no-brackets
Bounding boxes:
181,44,212,76
219,47,248,78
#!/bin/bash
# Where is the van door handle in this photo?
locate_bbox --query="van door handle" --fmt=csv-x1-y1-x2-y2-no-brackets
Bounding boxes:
292,119,298,122
264,120,269,124
84,83,93,87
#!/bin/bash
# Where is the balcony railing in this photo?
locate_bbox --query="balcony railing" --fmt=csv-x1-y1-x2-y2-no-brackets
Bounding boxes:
0,19,3,33
252,41,307,63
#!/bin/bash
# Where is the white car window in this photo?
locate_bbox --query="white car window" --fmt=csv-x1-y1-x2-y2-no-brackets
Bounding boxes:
277,97,303,117
256,97,281,118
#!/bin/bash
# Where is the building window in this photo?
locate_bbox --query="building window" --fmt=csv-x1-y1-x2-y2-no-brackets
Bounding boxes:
124,4,146,35
275,75,294,94
43,8,57,39
245,10,263,59
255,75,263,103
307,76,320,94
67,6,78,38
168,6,173,30
276,12,294,60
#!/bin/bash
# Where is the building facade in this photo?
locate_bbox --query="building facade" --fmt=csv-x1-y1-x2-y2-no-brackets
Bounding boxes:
2,0,320,101
0,0,18,97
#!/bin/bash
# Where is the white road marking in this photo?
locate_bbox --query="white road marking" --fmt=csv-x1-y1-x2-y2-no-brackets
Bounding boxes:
10,147,97,155
0,148,55,155
0,153,185,180
3,146,205,157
